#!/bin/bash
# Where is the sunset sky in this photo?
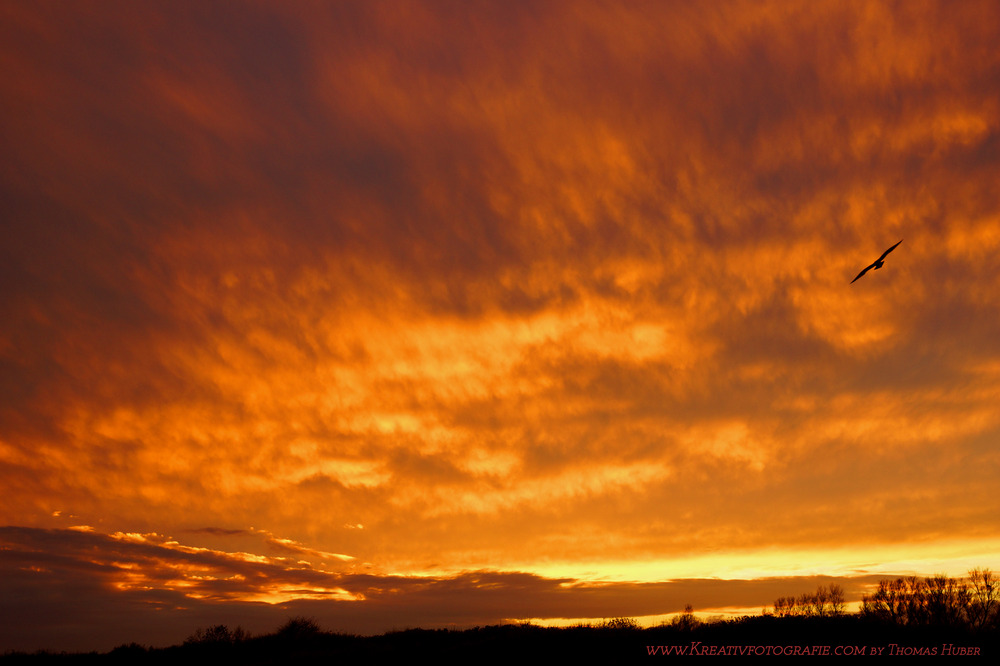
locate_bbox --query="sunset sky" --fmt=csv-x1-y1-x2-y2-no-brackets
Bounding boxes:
3,0,1000,652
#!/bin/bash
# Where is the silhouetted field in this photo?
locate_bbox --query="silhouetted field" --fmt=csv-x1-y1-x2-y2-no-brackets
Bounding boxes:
3,615,997,664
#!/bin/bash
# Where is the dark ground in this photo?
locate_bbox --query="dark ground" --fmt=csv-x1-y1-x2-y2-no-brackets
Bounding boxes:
2,615,996,663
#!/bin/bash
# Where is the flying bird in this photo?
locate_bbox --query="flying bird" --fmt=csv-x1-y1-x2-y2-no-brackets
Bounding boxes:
851,239,902,284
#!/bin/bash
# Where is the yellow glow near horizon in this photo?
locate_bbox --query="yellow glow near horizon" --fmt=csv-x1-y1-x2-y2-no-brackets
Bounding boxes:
398,537,1000,587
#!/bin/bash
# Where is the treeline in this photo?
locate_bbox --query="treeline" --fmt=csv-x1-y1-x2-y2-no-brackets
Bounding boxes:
4,613,997,664
773,568,998,631
771,584,846,617
860,568,998,630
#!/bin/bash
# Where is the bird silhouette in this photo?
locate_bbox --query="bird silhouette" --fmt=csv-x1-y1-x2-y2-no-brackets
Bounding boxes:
851,240,902,284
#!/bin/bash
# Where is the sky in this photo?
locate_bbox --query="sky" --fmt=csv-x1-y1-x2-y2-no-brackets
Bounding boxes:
2,0,1000,652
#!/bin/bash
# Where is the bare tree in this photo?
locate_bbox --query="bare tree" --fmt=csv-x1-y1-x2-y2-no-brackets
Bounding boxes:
861,578,908,624
924,575,968,627
828,584,845,615
811,586,829,617
671,604,700,631
968,568,998,630
771,596,793,617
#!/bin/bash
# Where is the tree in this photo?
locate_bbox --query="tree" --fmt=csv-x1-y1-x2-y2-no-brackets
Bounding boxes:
810,586,830,616
184,624,247,646
828,584,846,615
275,616,322,642
968,568,998,631
772,596,796,617
601,617,639,630
924,575,968,627
861,578,909,624
670,604,700,631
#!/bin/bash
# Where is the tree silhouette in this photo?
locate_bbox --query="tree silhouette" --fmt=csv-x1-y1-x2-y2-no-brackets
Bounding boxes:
968,568,999,631
828,584,846,615
184,624,247,646
600,616,639,630
669,604,701,631
859,570,998,630
773,584,845,617
275,616,322,642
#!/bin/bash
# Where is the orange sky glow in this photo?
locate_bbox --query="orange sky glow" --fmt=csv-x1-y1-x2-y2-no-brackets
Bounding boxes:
2,0,1000,652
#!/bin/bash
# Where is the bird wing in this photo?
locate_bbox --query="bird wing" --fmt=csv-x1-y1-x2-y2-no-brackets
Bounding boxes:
850,264,873,283
876,239,903,262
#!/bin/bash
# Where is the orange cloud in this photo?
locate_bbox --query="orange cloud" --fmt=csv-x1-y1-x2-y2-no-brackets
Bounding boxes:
2,0,1000,651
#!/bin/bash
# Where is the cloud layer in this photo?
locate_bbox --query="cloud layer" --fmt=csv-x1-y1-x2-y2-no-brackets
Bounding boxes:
1,526,885,651
2,0,1000,651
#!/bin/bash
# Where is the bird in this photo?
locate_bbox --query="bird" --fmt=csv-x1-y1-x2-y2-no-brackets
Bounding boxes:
851,239,902,284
